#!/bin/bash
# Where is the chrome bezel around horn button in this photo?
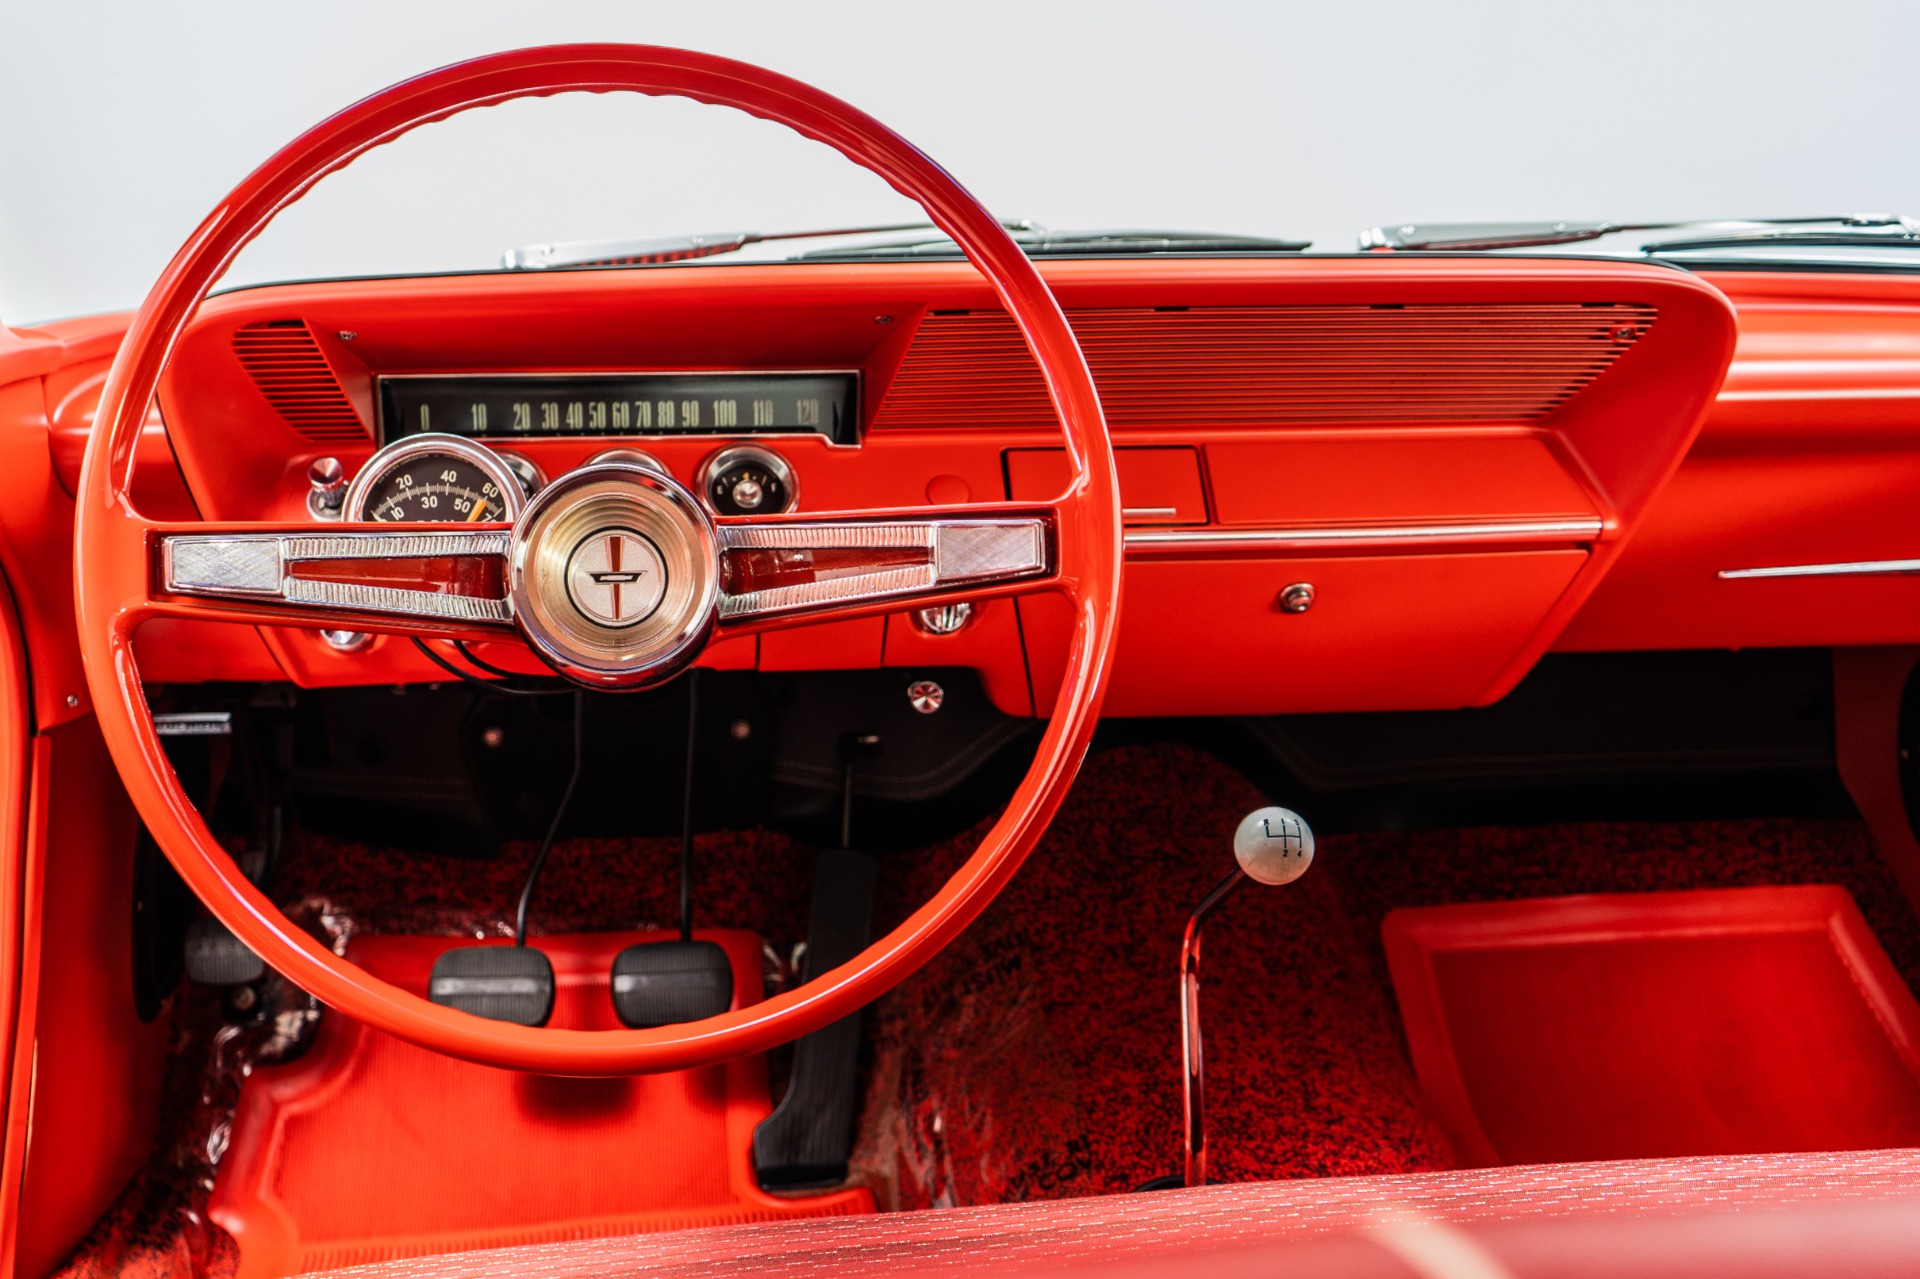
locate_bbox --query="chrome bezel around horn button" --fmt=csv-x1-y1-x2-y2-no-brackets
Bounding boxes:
508,462,720,687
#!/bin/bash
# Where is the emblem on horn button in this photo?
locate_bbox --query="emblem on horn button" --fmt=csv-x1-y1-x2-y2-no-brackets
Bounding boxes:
564,528,667,628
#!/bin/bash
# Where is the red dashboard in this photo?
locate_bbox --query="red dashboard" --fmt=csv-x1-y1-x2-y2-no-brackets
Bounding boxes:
7,253,1916,726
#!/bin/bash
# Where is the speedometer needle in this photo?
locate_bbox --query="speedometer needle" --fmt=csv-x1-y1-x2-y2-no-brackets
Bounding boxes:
466,500,491,522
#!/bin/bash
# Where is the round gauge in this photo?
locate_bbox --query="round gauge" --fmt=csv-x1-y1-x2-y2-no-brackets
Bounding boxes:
698,445,797,516
343,434,527,523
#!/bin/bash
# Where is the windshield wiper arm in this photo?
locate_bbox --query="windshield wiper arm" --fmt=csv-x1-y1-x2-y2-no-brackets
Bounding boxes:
1360,221,1677,251
1641,218,1920,254
1362,215,1913,252
501,220,1036,270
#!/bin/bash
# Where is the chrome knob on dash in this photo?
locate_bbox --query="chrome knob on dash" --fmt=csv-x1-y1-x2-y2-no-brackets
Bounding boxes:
1277,582,1315,614
307,456,347,520
912,602,974,635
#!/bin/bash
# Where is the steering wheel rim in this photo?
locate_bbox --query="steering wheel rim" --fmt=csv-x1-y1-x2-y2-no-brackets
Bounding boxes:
74,44,1122,1075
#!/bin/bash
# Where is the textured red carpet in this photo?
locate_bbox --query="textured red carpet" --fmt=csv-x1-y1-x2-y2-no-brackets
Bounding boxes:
47,742,1920,1275
846,749,1920,1208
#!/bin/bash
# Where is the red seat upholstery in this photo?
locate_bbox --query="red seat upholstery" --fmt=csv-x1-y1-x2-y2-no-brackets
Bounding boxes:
310,1148,1920,1278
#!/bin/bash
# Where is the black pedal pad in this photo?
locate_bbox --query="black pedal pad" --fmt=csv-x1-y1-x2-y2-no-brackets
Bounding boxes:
611,939,733,1028
428,945,555,1027
184,914,267,987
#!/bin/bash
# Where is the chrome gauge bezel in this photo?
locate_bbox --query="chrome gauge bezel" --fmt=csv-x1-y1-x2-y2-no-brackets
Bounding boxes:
697,443,798,516
492,448,547,500
342,433,529,523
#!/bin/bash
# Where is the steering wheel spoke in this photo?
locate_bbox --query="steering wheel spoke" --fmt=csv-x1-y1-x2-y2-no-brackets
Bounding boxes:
712,505,1057,635
144,520,515,639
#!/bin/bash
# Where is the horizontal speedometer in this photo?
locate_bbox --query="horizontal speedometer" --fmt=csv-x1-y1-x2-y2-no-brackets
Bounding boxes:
379,372,859,446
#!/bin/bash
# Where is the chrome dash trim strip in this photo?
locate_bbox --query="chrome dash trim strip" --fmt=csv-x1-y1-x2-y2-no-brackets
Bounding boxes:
280,531,512,560
1719,558,1920,580
283,578,512,622
160,529,512,622
1123,519,1603,552
717,518,1049,619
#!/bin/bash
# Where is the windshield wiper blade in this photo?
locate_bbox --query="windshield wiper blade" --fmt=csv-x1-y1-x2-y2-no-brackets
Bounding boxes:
800,228,1310,261
1362,215,1912,252
501,221,1038,270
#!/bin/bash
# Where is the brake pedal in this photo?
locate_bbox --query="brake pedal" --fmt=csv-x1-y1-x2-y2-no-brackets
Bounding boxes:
428,945,555,1026
610,939,733,1027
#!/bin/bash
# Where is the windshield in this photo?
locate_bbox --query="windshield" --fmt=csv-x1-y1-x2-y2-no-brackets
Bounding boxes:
6,2,1920,322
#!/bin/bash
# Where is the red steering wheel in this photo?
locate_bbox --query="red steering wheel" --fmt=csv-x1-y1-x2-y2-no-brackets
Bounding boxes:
73,45,1121,1075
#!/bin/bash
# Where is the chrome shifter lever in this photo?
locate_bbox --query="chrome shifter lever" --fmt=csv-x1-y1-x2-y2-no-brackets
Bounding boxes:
1177,807,1315,1189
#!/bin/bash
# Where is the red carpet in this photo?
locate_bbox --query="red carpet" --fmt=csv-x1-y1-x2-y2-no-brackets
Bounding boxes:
47,742,1920,1274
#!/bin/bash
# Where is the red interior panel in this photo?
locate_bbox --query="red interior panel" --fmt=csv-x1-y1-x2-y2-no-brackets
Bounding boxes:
1023,549,1588,716
1004,446,1208,524
1204,434,1595,526
1383,885,1920,1168
12,721,171,1279
1560,271,1920,652
210,930,871,1279
111,257,1727,703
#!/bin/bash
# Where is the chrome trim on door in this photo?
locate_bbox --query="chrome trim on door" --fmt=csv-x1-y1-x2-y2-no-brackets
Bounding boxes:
1719,558,1920,580
1122,518,1602,553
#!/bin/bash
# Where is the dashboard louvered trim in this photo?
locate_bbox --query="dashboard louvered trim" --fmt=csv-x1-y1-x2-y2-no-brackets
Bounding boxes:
232,319,368,442
871,304,1656,430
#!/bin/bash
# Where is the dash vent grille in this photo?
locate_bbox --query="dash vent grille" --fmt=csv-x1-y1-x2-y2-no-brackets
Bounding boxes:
231,320,367,442
870,303,1657,430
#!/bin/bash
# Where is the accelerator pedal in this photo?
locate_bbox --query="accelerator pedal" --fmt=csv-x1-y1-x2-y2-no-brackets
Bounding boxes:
428,945,555,1026
611,939,734,1027
753,846,877,1189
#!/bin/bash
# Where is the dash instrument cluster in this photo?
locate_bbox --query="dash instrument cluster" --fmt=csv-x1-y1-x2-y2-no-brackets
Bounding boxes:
379,372,859,446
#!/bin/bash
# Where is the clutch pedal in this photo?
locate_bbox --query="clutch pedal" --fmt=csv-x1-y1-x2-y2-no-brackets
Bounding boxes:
428,945,556,1027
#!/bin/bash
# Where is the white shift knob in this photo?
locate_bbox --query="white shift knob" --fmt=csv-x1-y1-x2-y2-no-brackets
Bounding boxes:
1233,807,1314,885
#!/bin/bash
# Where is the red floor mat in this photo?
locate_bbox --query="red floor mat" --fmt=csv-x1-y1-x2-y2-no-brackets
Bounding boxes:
1384,885,1920,1166
208,931,869,1278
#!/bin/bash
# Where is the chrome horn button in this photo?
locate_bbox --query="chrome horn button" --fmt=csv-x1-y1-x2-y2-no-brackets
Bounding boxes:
564,528,667,629
509,463,719,687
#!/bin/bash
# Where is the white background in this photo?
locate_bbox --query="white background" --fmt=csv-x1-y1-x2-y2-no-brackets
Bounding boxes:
4,0,1919,323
